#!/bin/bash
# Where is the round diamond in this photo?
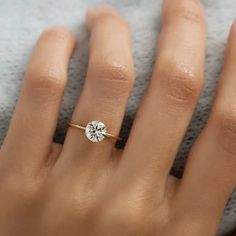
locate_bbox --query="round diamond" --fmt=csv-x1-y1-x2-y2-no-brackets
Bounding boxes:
85,121,107,142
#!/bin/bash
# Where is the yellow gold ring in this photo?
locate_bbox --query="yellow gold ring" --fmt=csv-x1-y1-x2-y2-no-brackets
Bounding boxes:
69,121,122,143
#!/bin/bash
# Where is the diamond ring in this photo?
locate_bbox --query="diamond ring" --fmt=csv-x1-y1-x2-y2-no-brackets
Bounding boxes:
69,121,122,143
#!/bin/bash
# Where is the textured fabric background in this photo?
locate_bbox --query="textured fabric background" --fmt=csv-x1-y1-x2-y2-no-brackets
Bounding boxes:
0,0,236,235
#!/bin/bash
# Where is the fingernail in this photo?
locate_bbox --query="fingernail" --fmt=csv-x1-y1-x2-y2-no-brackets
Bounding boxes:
86,7,97,29
232,19,236,31
87,5,114,16
86,5,115,28
86,7,96,18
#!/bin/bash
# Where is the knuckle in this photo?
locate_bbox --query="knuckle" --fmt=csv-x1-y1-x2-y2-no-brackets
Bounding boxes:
157,63,202,105
25,69,66,103
100,62,133,83
90,59,134,95
27,71,66,91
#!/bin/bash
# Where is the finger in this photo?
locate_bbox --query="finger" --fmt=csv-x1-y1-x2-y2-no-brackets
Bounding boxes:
119,0,206,192
175,21,236,228
1,27,76,170
59,6,134,168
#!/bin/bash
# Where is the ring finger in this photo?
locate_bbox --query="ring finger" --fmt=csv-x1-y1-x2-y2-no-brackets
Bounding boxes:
59,6,134,169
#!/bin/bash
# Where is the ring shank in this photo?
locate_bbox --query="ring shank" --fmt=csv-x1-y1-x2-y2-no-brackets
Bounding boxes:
69,123,86,131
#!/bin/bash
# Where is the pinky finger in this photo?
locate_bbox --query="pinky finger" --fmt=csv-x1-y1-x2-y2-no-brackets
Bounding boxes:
174,21,236,235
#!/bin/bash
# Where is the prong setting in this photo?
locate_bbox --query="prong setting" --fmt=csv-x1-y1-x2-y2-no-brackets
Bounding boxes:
85,121,107,142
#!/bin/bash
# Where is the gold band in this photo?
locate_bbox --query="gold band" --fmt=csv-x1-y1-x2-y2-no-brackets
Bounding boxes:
68,122,122,141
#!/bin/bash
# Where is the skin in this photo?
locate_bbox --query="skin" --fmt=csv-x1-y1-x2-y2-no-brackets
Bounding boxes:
0,0,236,235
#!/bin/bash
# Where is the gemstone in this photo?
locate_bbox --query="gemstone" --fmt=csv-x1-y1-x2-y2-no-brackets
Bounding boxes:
85,121,107,142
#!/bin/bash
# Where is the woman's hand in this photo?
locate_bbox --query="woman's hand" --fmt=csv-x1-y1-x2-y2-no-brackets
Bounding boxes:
0,1,236,235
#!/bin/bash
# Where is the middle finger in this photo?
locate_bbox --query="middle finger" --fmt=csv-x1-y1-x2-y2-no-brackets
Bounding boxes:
119,0,206,193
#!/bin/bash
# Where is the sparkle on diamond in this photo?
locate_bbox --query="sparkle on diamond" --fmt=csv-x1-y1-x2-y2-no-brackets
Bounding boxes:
85,121,107,142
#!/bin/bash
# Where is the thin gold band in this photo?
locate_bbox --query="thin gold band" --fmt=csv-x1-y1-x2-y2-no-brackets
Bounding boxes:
68,123,122,141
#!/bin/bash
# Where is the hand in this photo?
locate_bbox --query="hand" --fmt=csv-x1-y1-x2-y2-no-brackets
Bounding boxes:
0,1,236,236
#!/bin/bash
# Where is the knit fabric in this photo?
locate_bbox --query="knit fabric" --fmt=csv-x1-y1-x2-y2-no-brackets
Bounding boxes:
0,0,236,235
